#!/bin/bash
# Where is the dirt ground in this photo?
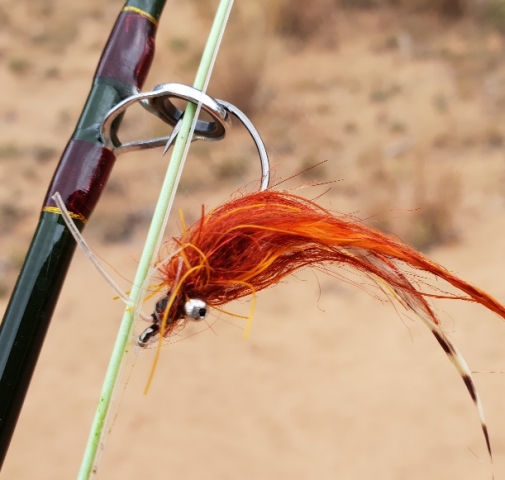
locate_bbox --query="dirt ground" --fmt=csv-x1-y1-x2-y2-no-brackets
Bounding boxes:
2,1,505,478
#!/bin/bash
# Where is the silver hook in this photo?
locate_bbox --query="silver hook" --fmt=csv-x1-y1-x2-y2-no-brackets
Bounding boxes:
101,83,231,154
150,91,270,190
217,100,270,191
101,82,270,190
144,83,230,141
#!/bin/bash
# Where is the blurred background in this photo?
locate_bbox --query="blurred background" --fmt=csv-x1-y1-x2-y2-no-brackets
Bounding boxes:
2,0,505,478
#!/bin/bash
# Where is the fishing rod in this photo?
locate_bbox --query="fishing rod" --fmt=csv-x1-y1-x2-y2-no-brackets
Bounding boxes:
0,0,167,468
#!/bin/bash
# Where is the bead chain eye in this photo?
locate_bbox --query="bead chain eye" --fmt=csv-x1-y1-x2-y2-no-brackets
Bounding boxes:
184,298,207,321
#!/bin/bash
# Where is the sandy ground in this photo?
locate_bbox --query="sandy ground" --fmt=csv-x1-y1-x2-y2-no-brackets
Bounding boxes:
3,1,505,479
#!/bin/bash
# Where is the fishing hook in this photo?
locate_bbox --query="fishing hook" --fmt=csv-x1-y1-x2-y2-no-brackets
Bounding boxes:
101,82,270,190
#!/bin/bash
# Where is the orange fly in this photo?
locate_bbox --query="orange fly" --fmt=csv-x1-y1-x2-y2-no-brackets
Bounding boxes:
140,188,505,466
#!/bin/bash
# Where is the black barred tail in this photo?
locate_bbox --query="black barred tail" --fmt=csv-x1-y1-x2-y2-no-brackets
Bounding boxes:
431,329,492,461
353,249,493,469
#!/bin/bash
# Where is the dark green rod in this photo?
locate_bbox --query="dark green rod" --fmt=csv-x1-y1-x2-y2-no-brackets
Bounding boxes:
0,0,167,469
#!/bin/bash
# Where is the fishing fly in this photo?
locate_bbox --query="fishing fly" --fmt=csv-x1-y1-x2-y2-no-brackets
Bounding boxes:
56,83,504,475
137,188,505,470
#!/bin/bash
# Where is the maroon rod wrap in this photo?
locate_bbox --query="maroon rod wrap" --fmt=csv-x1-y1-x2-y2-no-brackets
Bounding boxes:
43,9,159,221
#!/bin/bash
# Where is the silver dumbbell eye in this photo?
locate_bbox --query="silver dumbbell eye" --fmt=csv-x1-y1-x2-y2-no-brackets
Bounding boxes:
184,298,208,321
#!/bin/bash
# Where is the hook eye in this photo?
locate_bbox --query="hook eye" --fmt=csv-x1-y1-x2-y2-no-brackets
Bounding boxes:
137,324,159,348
